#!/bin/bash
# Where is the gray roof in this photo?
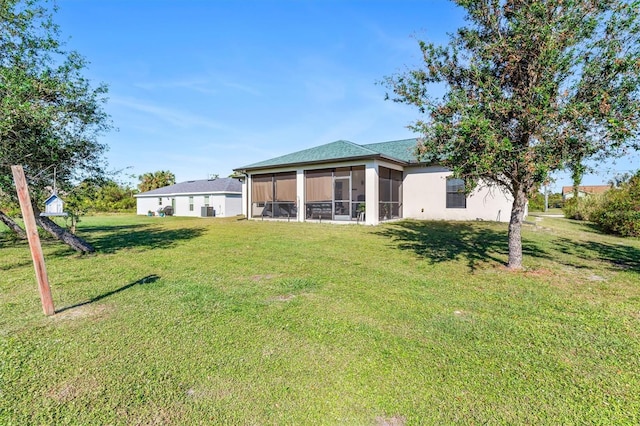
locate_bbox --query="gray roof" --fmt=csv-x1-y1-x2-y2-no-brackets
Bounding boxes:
235,138,420,171
135,178,242,197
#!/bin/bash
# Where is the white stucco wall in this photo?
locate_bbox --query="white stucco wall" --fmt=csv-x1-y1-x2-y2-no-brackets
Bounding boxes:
136,193,242,217
210,194,242,217
402,166,514,222
136,196,164,215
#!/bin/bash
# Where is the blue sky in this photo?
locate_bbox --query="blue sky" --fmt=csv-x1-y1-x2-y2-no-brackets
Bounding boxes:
55,0,637,193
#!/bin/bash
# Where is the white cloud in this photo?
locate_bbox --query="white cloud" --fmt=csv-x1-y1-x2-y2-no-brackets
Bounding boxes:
134,78,218,95
110,96,226,130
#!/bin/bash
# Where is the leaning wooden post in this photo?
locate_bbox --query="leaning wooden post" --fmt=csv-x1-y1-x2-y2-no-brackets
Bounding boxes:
11,165,55,316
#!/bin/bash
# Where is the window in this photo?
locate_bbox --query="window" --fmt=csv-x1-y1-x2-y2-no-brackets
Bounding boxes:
204,195,210,207
189,196,194,211
158,197,162,206
446,177,466,208
251,172,297,218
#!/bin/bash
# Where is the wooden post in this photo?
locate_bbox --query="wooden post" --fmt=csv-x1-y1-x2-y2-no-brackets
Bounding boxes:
11,165,55,316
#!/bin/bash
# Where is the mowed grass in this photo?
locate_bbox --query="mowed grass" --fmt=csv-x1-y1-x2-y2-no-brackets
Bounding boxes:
1,214,639,425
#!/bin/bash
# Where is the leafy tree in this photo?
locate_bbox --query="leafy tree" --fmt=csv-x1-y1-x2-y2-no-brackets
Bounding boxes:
138,170,176,192
384,0,640,269
608,171,633,187
63,179,98,234
0,0,111,252
92,180,136,212
547,192,564,209
62,178,136,233
569,161,587,200
528,192,545,211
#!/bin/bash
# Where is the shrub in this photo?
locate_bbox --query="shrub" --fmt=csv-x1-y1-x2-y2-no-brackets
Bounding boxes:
563,192,607,221
529,192,563,212
591,172,640,237
528,192,545,211
562,197,580,219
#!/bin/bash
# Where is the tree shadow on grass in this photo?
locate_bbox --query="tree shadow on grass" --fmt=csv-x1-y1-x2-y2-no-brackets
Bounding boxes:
81,223,205,254
0,260,32,271
551,237,640,273
376,220,547,271
56,274,160,314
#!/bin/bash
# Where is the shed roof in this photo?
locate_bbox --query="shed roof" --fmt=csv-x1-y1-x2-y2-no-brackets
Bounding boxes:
561,185,611,195
44,193,62,204
135,177,242,197
236,138,419,171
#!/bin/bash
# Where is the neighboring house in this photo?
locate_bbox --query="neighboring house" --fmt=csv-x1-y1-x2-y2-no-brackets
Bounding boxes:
233,139,516,225
562,185,611,200
42,193,67,216
135,178,242,217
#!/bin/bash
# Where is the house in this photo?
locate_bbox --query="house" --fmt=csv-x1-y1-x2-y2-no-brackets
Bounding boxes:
42,193,67,217
562,185,611,200
135,177,242,217
233,139,516,225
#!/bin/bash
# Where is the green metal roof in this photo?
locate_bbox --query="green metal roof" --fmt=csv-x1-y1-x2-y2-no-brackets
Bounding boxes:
237,138,419,171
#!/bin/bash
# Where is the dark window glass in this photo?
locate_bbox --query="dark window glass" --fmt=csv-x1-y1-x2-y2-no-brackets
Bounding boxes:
446,178,466,208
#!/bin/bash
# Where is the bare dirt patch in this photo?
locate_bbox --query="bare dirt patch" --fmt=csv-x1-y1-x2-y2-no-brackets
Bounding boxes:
587,274,606,282
268,294,296,302
48,376,101,403
51,303,113,322
251,274,277,282
524,268,555,277
376,415,406,426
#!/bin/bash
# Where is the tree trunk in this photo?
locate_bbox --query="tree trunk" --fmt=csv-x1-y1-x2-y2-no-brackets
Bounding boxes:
0,210,27,239
507,188,528,270
35,215,95,253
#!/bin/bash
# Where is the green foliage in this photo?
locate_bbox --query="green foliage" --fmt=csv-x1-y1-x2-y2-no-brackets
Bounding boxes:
384,0,640,267
528,192,545,211
530,190,564,212
63,180,95,233
562,197,580,219
548,193,565,209
0,0,111,207
562,172,639,237
58,179,136,233
91,180,136,212
591,171,640,236
608,171,634,187
138,170,176,192
563,193,605,221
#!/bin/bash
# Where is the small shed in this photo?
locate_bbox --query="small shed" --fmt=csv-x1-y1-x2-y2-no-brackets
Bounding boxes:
42,193,67,216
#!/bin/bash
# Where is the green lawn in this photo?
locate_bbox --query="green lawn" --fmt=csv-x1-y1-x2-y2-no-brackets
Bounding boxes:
1,215,639,425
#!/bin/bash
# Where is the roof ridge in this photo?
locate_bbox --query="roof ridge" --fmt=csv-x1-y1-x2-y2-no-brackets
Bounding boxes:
361,138,417,147
136,177,241,196
235,138,420,171
335,139,378,154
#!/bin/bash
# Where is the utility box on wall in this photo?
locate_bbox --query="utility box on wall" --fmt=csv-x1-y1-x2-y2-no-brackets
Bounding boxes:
200,206,215,217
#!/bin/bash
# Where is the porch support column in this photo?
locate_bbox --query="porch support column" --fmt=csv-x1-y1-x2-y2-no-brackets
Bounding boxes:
296,169,305,222
242,175,248,217
365,162,379,225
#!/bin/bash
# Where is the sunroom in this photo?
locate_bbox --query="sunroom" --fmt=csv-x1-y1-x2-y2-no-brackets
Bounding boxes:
248,165,402,223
